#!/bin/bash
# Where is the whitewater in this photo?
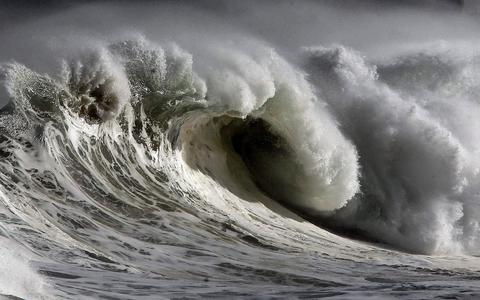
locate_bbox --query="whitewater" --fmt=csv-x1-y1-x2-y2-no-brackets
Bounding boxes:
1,0,480,299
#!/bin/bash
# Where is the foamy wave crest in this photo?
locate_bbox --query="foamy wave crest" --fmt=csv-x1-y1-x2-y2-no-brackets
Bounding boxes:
304,44,480,254
62,48,131,123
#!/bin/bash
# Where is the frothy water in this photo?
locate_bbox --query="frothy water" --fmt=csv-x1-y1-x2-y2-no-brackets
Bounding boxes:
1,1,480,299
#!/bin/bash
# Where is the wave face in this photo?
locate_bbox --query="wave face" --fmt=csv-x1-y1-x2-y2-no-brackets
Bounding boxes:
1,1,480,299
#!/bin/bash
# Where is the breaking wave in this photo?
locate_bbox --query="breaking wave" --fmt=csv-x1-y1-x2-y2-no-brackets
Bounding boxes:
2,12,480,298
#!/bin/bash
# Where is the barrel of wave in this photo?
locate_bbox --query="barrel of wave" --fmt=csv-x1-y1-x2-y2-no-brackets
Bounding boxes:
175,43,361,215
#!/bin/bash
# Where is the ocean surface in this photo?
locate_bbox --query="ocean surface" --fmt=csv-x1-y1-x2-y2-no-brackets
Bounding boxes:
1,1,480,299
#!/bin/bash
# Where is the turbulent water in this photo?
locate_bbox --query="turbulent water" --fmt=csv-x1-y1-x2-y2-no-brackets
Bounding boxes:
2,1,480,299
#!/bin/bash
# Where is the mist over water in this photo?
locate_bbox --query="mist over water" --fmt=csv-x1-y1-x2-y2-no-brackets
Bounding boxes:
1,1,480,299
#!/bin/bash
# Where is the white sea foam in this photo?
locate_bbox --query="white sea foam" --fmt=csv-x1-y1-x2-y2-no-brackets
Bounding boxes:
0,236,49,299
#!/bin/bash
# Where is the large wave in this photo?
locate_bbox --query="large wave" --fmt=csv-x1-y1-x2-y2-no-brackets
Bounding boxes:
5,36,480,251
2,1,480,299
